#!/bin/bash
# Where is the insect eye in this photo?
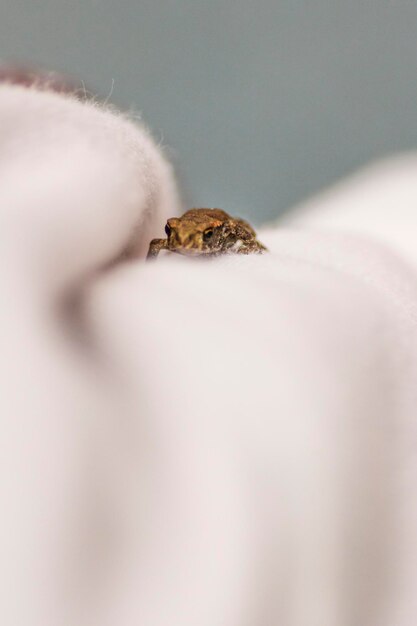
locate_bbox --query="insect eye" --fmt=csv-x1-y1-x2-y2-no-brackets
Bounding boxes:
165,224,171,237
203,228,214,242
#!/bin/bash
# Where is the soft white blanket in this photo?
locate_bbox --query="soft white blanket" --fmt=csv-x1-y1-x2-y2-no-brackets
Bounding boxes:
1,85,416,626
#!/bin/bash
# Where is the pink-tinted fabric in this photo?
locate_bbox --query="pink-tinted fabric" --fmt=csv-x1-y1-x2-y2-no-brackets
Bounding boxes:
1,84,416,626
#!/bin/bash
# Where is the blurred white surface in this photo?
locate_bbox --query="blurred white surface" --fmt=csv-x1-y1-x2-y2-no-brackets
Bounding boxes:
280,153,417,270
1,85,417,625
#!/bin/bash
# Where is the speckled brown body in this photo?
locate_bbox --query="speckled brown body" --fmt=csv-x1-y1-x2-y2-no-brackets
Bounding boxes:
146,208,267,259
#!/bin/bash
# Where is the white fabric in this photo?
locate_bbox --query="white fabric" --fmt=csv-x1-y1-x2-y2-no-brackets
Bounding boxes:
1,85,416,626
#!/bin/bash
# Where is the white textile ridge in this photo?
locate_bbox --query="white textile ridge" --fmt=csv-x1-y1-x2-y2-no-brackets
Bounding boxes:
1,84,416,626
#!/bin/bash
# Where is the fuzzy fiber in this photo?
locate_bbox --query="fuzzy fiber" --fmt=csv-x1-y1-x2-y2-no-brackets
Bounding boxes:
1,85,416,626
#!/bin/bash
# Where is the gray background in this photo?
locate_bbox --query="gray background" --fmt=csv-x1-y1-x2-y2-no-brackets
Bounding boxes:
1,0,416,223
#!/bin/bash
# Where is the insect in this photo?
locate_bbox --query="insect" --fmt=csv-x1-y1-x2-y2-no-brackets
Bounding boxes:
146,208,267,260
